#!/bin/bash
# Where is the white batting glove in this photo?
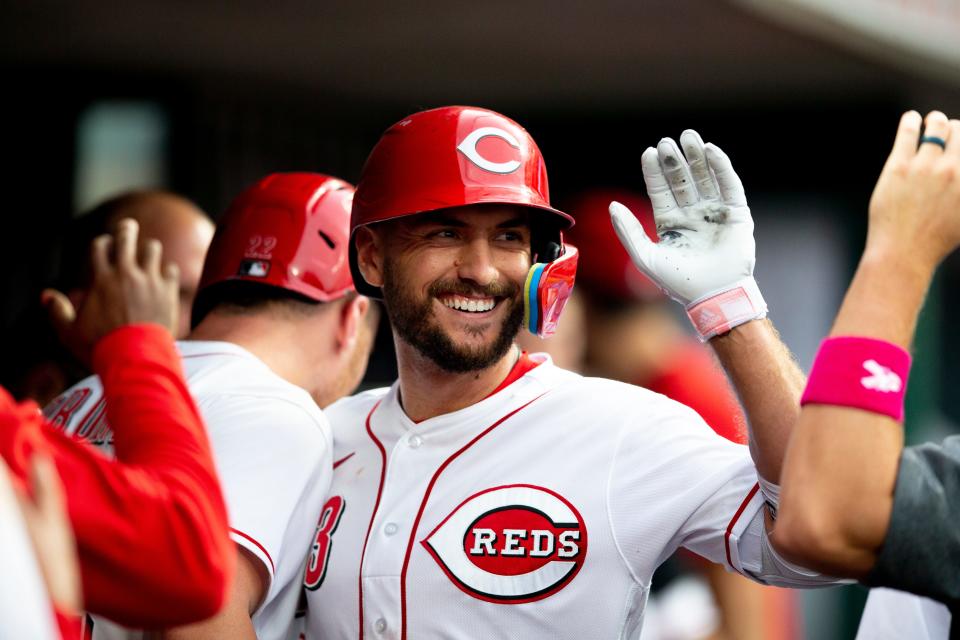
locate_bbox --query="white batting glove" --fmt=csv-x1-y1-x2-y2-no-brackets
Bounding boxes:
609,130,767,341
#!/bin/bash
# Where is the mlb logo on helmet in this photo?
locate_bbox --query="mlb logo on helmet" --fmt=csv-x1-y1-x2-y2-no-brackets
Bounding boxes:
422,484,588,604
238,259,270,278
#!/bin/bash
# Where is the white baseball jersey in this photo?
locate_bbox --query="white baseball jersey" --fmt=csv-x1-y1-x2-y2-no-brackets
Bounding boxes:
857,588,951,640
46,340,332,640
302,356,829,639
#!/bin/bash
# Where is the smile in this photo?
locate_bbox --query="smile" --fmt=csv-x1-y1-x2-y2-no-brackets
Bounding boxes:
438,295,498,313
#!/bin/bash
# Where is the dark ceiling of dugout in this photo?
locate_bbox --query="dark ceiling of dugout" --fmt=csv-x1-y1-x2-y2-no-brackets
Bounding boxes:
0,0,935,108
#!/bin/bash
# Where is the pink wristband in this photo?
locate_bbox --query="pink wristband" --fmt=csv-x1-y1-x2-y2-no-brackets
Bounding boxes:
801,336,911,421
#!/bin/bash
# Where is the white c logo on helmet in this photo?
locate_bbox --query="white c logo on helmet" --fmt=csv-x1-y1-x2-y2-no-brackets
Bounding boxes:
457,127,522,174
422,484,587,604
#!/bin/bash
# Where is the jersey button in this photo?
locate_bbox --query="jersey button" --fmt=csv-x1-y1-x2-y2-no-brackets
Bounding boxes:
408,435,423,449
384,522,399,536
374,618,387,633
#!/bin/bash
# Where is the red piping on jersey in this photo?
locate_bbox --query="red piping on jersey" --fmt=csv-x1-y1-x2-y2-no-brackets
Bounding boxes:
333,452,355,469
358,400,386,640
398,392,549,639
724,482,760,576
231,527,275,576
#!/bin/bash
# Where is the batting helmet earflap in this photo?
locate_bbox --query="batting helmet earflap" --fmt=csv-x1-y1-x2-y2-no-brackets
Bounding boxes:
349,106,577,337
192,173,356,326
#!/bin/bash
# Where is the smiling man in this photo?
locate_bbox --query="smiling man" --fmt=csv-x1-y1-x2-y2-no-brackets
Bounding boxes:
377,207,528,381
302,106,837,639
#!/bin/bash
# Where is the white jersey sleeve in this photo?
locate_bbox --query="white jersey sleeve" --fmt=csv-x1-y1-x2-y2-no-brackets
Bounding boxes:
199,393,333,604
608,398,834,587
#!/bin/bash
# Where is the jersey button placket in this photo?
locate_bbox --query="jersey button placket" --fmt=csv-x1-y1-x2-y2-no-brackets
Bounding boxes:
408,434,423,449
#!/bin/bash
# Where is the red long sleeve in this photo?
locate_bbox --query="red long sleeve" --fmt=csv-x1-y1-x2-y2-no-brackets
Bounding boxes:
0,324,234,629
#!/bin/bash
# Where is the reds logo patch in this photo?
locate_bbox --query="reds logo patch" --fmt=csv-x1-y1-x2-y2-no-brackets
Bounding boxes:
422,484,587,604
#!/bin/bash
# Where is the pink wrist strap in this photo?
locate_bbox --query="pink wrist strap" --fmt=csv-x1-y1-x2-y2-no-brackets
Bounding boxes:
801,336,911,421
685,278,768,341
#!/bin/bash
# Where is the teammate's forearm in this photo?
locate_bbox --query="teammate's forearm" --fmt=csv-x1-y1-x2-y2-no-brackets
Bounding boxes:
710,319,805,482
774,252,932,575
829,247,934,345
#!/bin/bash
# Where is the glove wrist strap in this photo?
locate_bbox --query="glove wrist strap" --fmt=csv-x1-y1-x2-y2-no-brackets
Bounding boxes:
685,278,768,341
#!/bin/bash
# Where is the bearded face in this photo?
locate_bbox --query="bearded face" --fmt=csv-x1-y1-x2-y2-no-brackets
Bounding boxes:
382,258,524,373
369,207,532,374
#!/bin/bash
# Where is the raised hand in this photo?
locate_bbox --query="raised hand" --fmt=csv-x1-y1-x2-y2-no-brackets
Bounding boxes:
609,130,766,340
42,218,180,365
867,110,960,272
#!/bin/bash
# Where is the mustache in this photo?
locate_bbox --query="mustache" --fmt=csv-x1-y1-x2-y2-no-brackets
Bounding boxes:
428,278,520,299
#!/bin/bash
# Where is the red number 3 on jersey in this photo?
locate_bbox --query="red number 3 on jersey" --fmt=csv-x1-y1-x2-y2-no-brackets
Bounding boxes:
304,495,346,590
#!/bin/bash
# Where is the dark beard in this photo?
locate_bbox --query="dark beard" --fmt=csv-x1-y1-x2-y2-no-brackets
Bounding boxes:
381,258,523,373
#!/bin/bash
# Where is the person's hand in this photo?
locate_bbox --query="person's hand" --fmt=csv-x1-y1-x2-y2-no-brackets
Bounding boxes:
867,110,960,272
609,130,766,340
14,454,82,615
42,218,180,365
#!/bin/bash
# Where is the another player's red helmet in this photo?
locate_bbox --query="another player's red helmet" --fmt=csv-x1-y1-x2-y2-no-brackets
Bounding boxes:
193,173,355,324
565,189,663,302
350,105,575,299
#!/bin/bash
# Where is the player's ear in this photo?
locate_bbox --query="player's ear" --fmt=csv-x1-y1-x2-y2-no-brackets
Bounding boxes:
335,294,370,353
354,227,385,289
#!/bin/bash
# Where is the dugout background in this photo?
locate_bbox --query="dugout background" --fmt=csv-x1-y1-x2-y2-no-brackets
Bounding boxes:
2,2,959,636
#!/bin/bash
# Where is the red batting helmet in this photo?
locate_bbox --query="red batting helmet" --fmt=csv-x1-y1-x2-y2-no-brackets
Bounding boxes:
349,106,574,298
565,189,662,302
193,173,355,324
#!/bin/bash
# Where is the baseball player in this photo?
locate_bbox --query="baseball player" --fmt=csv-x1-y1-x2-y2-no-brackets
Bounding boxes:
302,106,837,639
46,174,377,639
